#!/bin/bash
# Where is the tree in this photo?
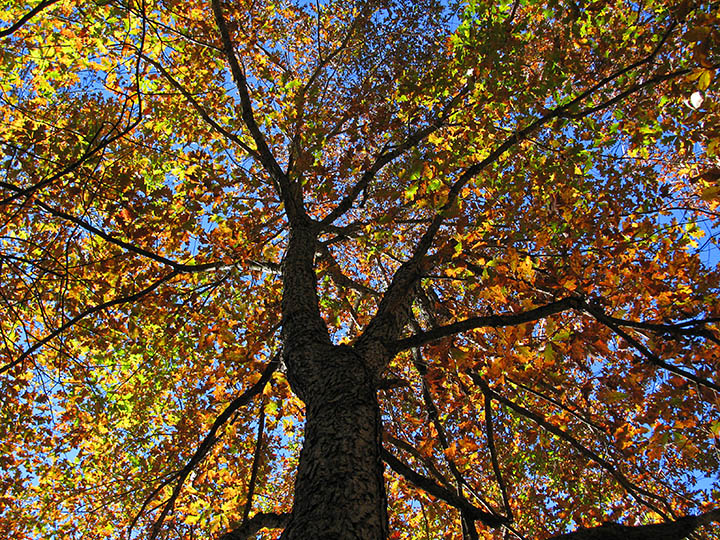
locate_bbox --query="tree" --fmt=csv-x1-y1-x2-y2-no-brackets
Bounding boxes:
1,0,719,538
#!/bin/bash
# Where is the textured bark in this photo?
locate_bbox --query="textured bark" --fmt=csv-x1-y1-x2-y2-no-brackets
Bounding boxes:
280,345,388,540
279,222,388,539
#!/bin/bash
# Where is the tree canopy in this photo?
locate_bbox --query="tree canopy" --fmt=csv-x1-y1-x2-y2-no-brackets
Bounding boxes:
1,0,719,539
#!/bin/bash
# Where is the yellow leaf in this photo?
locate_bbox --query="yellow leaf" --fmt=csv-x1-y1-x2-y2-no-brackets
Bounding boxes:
543,344,555,365
698,69,713,91
700,186,720,201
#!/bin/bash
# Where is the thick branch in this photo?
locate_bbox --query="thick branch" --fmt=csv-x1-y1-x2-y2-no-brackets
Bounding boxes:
360,21,686,359
218,512,291,540
382,448,507,529
547,509,720,540
317,243,379,296
391,298,579,353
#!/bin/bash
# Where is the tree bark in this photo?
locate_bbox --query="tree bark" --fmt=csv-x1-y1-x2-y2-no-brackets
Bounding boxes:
279,222,388,539
280,344,388,540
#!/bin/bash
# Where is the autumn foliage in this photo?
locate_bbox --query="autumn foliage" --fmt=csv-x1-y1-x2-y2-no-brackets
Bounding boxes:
1,0,719,539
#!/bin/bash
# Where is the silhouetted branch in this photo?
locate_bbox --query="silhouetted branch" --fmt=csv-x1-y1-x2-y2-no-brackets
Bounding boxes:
140,54,259,158
211,0,301,220
0,0,60,38
218,512,291,540
242,403,266,522
482,389,512,522
471,375,671,518
133,354,280,540
1,270,180,375
365,21,686,356
321,80,472,226
582,302,720,393
391,298,579,353
0,181,256,274
383,434,454,491
547,508,720,540
382,448,508,529
506,377,606,435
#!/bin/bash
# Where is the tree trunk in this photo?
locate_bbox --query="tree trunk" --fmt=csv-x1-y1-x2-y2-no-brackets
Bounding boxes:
280,344,388,540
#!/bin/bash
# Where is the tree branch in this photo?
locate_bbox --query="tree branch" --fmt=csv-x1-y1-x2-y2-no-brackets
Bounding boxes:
211,0,302,221
242,402,266,522
472,375,671,518
133,354,280,540
391,298,579,353
0,180,250,274
482,389,513,522
1,270,180,375
409,327,484,540
547,508,720,540
384,434,454,491
0,117,137,207
140,54,260,159
382,448,508,529
358,19,687,360
218,512,291,540
0,0,60,38
321,81,473,227
581,301,720,392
